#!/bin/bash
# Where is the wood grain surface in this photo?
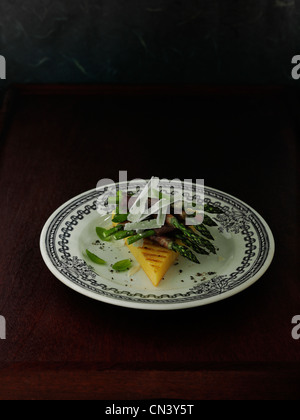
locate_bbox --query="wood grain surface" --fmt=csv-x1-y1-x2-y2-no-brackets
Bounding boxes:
0,85,299,400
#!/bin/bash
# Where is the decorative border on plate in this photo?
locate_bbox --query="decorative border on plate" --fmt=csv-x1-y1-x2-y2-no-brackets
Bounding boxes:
44,184,270,305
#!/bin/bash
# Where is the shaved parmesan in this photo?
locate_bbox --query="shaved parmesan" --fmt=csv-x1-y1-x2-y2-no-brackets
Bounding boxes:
127,177,159,222
124,218,163,231
128,265,141,277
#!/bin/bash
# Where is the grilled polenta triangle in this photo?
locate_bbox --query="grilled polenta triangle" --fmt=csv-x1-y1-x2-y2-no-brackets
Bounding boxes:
126,238,178,287
112,213,178,286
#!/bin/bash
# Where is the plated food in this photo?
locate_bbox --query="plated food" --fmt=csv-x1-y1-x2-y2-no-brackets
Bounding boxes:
91,189,223,287
40,181,275,310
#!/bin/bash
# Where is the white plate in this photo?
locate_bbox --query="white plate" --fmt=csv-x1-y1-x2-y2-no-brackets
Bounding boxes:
40,181,275,310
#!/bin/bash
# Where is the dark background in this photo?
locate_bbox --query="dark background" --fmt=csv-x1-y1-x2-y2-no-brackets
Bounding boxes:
0,0,299,400
0,0,300,96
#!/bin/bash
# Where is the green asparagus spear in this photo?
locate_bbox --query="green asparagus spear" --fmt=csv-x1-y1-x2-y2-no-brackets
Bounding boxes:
194,223,214,240
174,207,218,228
150,235,200,264
96,225,123,242
203,214,218,227
166,214,216,254
204,204,223,214
171,243,200,264
113,230,136,240
195,235,216,254
175,233,209,255
127,230,156,245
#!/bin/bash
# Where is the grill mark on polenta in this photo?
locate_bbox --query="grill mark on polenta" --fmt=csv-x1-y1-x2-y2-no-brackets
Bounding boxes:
142,240,170,251
142,253,169,261
125,237,178,286
145,260,164,266
142,252,169,259
142,246,168,253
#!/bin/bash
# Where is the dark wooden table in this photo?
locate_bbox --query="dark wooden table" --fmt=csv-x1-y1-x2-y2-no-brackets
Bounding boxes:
0,85,299,400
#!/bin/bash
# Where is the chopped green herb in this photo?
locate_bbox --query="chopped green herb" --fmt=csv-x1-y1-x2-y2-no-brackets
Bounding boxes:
112,213,129,223
112,259,132,272
86,249,106,265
